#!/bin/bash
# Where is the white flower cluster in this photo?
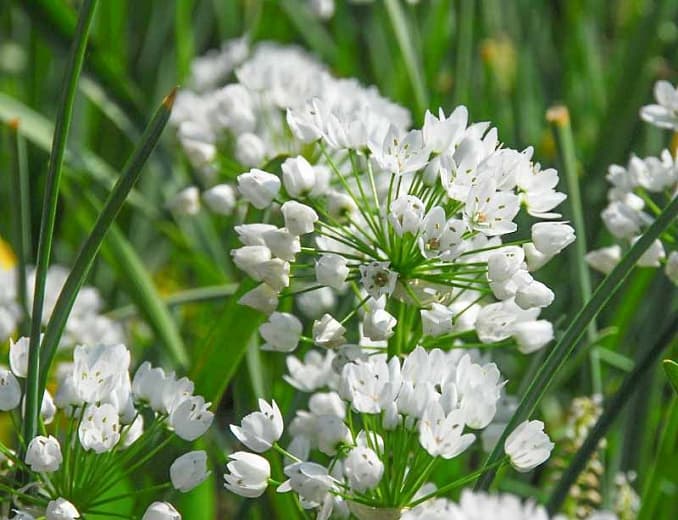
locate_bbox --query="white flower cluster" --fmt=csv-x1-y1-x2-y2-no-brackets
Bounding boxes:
0,264,125,345
233,103,572,356
224,347,553,517
588,80,678,283
1,340,213,519
169,40,409,217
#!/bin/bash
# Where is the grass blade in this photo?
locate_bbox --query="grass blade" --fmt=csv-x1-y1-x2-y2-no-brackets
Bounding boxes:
7,120,32,335
384,0,429,117
474,194,678,491
24,0,98,449
38,89,180,390
546,320,678,513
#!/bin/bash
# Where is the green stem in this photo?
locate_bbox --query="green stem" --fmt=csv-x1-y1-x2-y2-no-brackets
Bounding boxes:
546,319,678,514
23,0,98,450
37,88,176,390
384,0,428,117
455,0,475,106
548,106,600,393
474,194,678,491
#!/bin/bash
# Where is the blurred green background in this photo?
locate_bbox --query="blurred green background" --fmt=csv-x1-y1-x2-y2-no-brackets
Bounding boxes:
1,0,677,518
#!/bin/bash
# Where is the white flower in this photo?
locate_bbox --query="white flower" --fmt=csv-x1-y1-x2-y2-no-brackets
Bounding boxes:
512,320,554,354
601,201,644,239
316,415,352,455
360,262,398,300
9,335,31,377
454,354,503,429
235,132,266,167
224,451,270,498
262,228,300,261
202,184,236,215
634,237,665,267
281,201,319,235
370,126,429,176
170,395,214,441
237,169,281,209
422,106,468,153
419,402,475,459
389,195,425,236
279,461,334,506
315,254,349,290
531,222,575,255
72,343,131,404
260,312,303,352
239,283,279,314
344,446,384,492
284,350,336,392
282,156,316,198
487,246,525,283
171,451,210,492
46,498,80,520
231,245,272,280
418,208,466,259
640,80,678,130
235,223,278,246
586,245,622,275
312,314,346,348
79,403,120,453
464,179,520,236
363,308,397,341
421,303,454,337
121,414,144,448
142,502,181,520
167,186,201,215
340,357,390,414
523,242,553,271
504,419,554,472
0,367,21,411
514,280,554,310
25,435,62,472
230,399,284,452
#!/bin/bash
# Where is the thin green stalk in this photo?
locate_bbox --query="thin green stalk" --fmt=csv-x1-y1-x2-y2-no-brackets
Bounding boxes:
546,320,678,514
37,88,177,391
384,0,428,116
8,120,32,335
23,0,98,449
548,105,600,393
454,0,475,106
474,194,678,491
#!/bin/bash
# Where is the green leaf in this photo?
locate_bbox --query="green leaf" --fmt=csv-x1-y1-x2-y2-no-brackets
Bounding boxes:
663,360,678,395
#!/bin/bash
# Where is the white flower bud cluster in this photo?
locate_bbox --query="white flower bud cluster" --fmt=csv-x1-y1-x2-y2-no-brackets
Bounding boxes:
588,80,678,284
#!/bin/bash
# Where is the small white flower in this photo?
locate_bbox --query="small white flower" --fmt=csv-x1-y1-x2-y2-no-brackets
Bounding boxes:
512,320,554,354
363,308,397,341
0,367,22,411
464,179,520,236
315,254,349,290
230,399,284,452
389,195,425,236
25,435,62,472
586,245,622,275
281,201,319,235
422,106,468,153
421,303,454,337
504,419,554,472
360,262,398,300
514,280,554,310
142,501,181,520
312,314,346,348
170,395,214,441
640,80,678,130
237,169,281,209
202,184,236,215
167,186,200,215
235,132,266,167
487,246,525,283
262,228,300,261
344,446,384,492
282,156,316,198
260,312,303,352
419,402,475,459
79,402,120,453
72,343,131,404
634,237,665,267
279,461,334,507
601,201,644,239
231,245,272,280
9,335,31,377
46,498,80,520
238,283,279,314
531,222,575,255
316,415,352,456
224,451,270,498
171,451,210,492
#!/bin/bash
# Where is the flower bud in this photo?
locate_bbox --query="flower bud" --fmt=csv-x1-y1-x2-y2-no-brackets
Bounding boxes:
344,446,384,492
202,184,236,215
224,452,270,498
237,169,280,209
142,502,181,520
315,254,349,290
312,314,346,348
46,498,80,520
389,195,424,236
363,309,397,341
512,320,554,353
281,201,319,235
260,313,303,352
585,245,622,275
238,284,279,314
531,222,575,255
0,367,22,411
504,420,554,472
167,187,200,215
515,280,554,309
282,156,316,198
25,435,62,472
235,132,266,167
171,451,210,492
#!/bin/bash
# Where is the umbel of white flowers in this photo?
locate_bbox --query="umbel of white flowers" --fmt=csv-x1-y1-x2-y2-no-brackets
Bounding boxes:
224,347,554,518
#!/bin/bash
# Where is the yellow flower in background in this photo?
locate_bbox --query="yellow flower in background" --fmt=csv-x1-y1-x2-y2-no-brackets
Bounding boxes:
0,235,16,269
